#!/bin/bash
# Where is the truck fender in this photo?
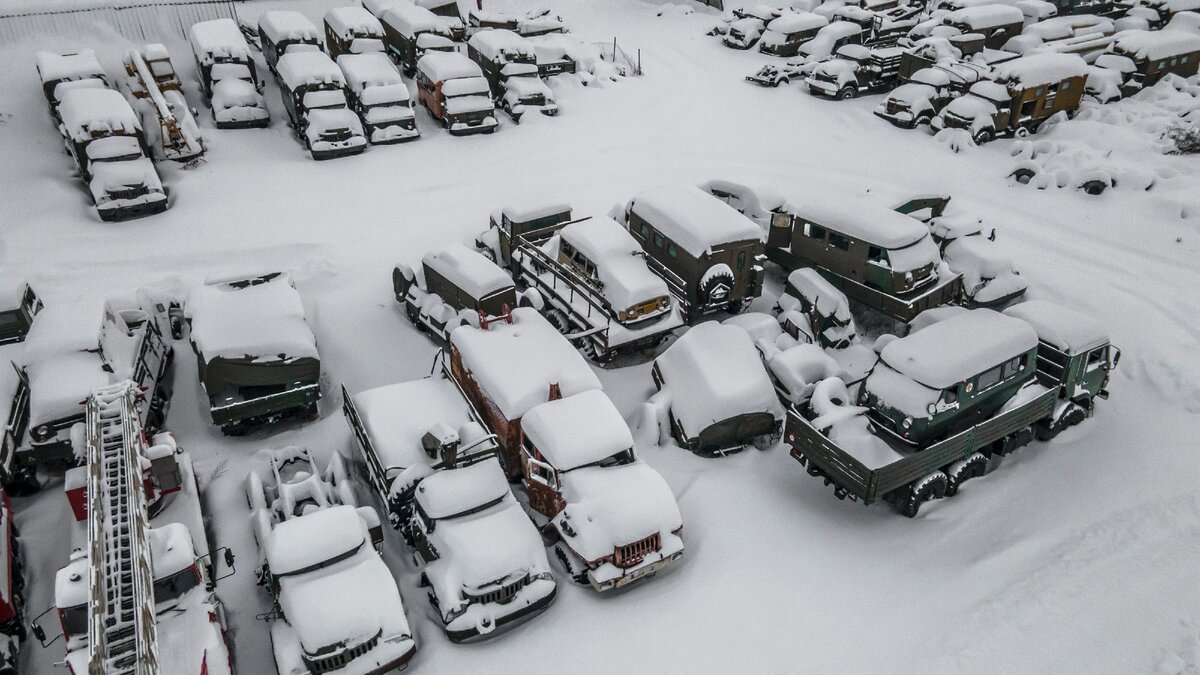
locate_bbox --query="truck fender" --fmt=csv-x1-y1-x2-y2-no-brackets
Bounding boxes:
518,288,544,311
392,264,416,303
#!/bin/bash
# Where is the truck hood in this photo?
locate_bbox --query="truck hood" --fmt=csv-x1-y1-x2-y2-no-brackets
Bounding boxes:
305,108,363,136
89,157,162,198
554,462,683,563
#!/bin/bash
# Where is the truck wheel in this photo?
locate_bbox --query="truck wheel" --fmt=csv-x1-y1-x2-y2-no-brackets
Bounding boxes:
945,453,987,497
545,309,570,334
698,267,735,308
915,113,932,128
1015,126,1030,138
973,129,994,145
837,87,855,100
899,471,947,518
554,546,589,585
479,247,497,263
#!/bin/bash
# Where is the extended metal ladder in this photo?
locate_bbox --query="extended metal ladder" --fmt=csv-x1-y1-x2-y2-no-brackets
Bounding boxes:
85,381,159,675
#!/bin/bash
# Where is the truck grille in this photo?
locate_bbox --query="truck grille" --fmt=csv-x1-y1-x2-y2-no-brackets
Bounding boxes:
465,574,529,606
941,113,970,129
614,533,660,569
321,128,352,142
303,630,381,675
886,100,904,114
109,184,148,200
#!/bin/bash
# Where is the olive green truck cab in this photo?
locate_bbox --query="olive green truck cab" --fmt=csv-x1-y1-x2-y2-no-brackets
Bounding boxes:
786,303,1118,516
393,243,518,342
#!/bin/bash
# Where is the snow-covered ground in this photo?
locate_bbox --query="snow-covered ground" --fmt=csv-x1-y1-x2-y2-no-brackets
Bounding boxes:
2,0,1199,673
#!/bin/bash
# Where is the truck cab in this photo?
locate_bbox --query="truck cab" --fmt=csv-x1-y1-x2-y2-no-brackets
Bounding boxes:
188,18,270,129
415,52,500,135
337,52,419,144
942,4,1027,49
34,50,109,121
1004,300,1118,413
393,243,518,341
323,6,385,58
806,43,904,98
276,51,366,159
758,12,830,56
258,10,325,75
380,3,456,76
0,285,41,346
477,202,574,266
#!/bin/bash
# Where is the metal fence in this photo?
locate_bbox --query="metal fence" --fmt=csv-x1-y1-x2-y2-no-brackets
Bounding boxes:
594,38,643,76
0,0,241,44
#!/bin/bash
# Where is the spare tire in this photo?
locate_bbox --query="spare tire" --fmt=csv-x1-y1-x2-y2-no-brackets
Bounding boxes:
698,266,735,308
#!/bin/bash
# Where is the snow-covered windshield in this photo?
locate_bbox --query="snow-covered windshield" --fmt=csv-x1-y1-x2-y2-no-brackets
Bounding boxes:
303,89,348,109
888,233,940,272
153,565,199,605
212,62,252,82
86,136,142,162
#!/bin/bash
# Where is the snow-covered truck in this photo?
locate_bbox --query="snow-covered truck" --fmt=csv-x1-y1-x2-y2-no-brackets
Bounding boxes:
413,0,467,39
4,294,173,488
616,185,767,321
875,64,987,128
31,384,233,674
941,5,1027,49
258,10,325,76
651,322,785,454
246,448,416,674
521,389,685,591
758,13,830,56
324,6,386,58
786,305,1119,516
805,43,904,98
337,52,420,144
764,199,964,322
927,213,1028,307
34,50,109,122
466,30,558,121
932,53,1089,143
0,284,41,346
276,51,367,160
57,88,169,222
1096,29,1200,97
775,268,859,348
0,488,23,673
380,3,457,76
415,52,500,135
723,5,783,49
448,307,602,479
121,44,205,162
507,216,686,361
468,8,568,37
394,243,518,342
476,202,575,267
186,273,322,435
188,18,270,129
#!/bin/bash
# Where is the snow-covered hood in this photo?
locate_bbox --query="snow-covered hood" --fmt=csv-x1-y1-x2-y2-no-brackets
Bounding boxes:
89,156,162,197
729,17,766,37
305,107,363,135
212,77,262,107
555,462,683,563
428,499,550,593
888,82,936,107
812,58,858,83
505,76,554,101
445,95,495,116
942,94,999,121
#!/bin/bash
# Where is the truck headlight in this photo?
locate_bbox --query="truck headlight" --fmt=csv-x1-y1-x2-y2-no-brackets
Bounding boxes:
902,417,912,429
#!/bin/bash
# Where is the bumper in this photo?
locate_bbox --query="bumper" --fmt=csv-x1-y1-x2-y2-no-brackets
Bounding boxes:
309,137,367,160
209,383,321,429
805,78,840,97
448,116,499,136
214,107,270,129
97,193,169,221
368,123,420,145
722,37,755,49
444,582,557,643
874,108,917,128
589,544,685,592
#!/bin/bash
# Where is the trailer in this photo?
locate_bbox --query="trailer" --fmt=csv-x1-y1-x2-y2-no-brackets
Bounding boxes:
121,44,205,162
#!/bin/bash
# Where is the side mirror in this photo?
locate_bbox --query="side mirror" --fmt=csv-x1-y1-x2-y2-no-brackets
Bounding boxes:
31,623,46,644
224,548,236,569
927,402,937,416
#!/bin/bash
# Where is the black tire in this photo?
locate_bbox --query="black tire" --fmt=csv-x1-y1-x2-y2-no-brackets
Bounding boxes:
945,453,987,497
838,87,855,100
1080,179,1109,196
545,309,570,334
479,246,497,263
973,129,994,145
1011,167,1037,185
900,472,948,518
698,268,735,309
915,113,932,127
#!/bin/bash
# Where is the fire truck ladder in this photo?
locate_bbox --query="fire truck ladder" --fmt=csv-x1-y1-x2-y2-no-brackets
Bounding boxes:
124,49,203,162
85,381,160,675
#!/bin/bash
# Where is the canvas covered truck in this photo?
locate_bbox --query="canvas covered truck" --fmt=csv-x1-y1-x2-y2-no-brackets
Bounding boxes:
189,18,270,129
932,53,1089,143
380,3,457,76
758,13,830,56
337,52,419,144
30,383,233,674
276,51,367,159
506,216,685,362
4,294,173,488
764,199,964,322
258,10,325,76
805,43,904,97
121,44,205,162
186,272,322,435
34,50,109,122
246,448,416,674
1094,29,1200,97
786,305,1119,516
651,322,785,454
521,390,685,591
449,307,602,480
393,243,518,342
416,52,500,135
616,185,767,321
324,6,386,58
57,88,169,222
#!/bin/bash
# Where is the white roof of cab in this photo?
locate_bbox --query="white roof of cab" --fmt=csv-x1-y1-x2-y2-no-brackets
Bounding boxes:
415,457,510,519
258,10,321,43
186,273,319,361
422,243,513,299
353,376,478,471
522,390,633,471
768,12,828,32
58,88,141,142
912,67,953,86
502,201,572,222
797,200,930,249
994,52,1088,87
628,185,763,257
325,6,384,38
880,308,1037,389
382,3,445,37
468,28,535,61
337,52,402,91
36,50,104,84
450,307,601,420
277,51,346,91
947,4,1024,28
1112,29,1200,61
189,19,252,62
417,51,485,81
1004,300,1108,354
266,505,365,576
558,217,670,310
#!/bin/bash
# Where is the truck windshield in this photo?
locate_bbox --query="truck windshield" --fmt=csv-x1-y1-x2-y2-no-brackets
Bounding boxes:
212,62,252,82
303,89,348,109
60,604,87,638
154,565,200,605
87,136,143,163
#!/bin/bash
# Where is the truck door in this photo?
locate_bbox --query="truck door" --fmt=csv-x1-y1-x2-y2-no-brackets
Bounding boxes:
767,212,794,250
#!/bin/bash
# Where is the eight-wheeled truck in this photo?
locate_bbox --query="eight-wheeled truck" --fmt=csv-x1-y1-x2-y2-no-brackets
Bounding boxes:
786,304,1119,516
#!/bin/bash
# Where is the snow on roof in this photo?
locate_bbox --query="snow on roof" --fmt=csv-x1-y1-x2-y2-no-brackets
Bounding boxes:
57,88,140,141
417,51,484,82
416,456,510,519
908,305,970,334
994,52,1088,87
558,217,669,310
186,274,319,361
654,322,783,437
337,52,403,92
1024,14,1112,40
502,201,572,222
277,51,346,91
266,504,365,576
441,76,490,97
880,308,1037,389
556,462,682,562
55,556,88,608
35,49,104,84
701,178,789,215
468,28,536,61
189,18,252,63
258,10,321,43
353,376,479,471
722,311,784,344
149,522,198,578
523,390,633,471
912,67,953,86
628,185,763,257
836,44,872,60
382,3,445,36
767,12,828,32
785,268,851,322
768,343,840,398
424,243,513,299
1111,29,1200,61
813,20,863,42
25,350,109,423
450,307,601,420
796,200,930,249
1004,300,1108,354
325,6,384,38
21,296,105,363
947,4,1024,27
970,79,1012,101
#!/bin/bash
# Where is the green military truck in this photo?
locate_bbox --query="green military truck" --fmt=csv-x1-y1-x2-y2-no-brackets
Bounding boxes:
393,243,518,342
476,202,575,267
187,273,321,435
785,304,1119,516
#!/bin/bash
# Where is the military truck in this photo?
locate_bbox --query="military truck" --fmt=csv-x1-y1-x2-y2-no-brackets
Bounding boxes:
337,52,419,144
258,10,324,76
34,50,109,122
413,0,466,39
764,198,963,322
380,3,457,76
775,268,858,349
468,8,567,36
932,53,1088,143
942,5,1026,50
186,272,321,435
805,43,904,98
617,185,766,321
188,18,270,129
758,13,830,56
276,51,367,159
875,63,988,127
786,305,1119,516
1098,29,1200,97
477,202,575,267
323,6,385,58
394,243,518,342
467,29,538,92
0,285,41,346
415,52,500,135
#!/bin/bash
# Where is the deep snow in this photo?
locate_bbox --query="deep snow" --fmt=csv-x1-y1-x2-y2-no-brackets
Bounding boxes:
1,0,1199,673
